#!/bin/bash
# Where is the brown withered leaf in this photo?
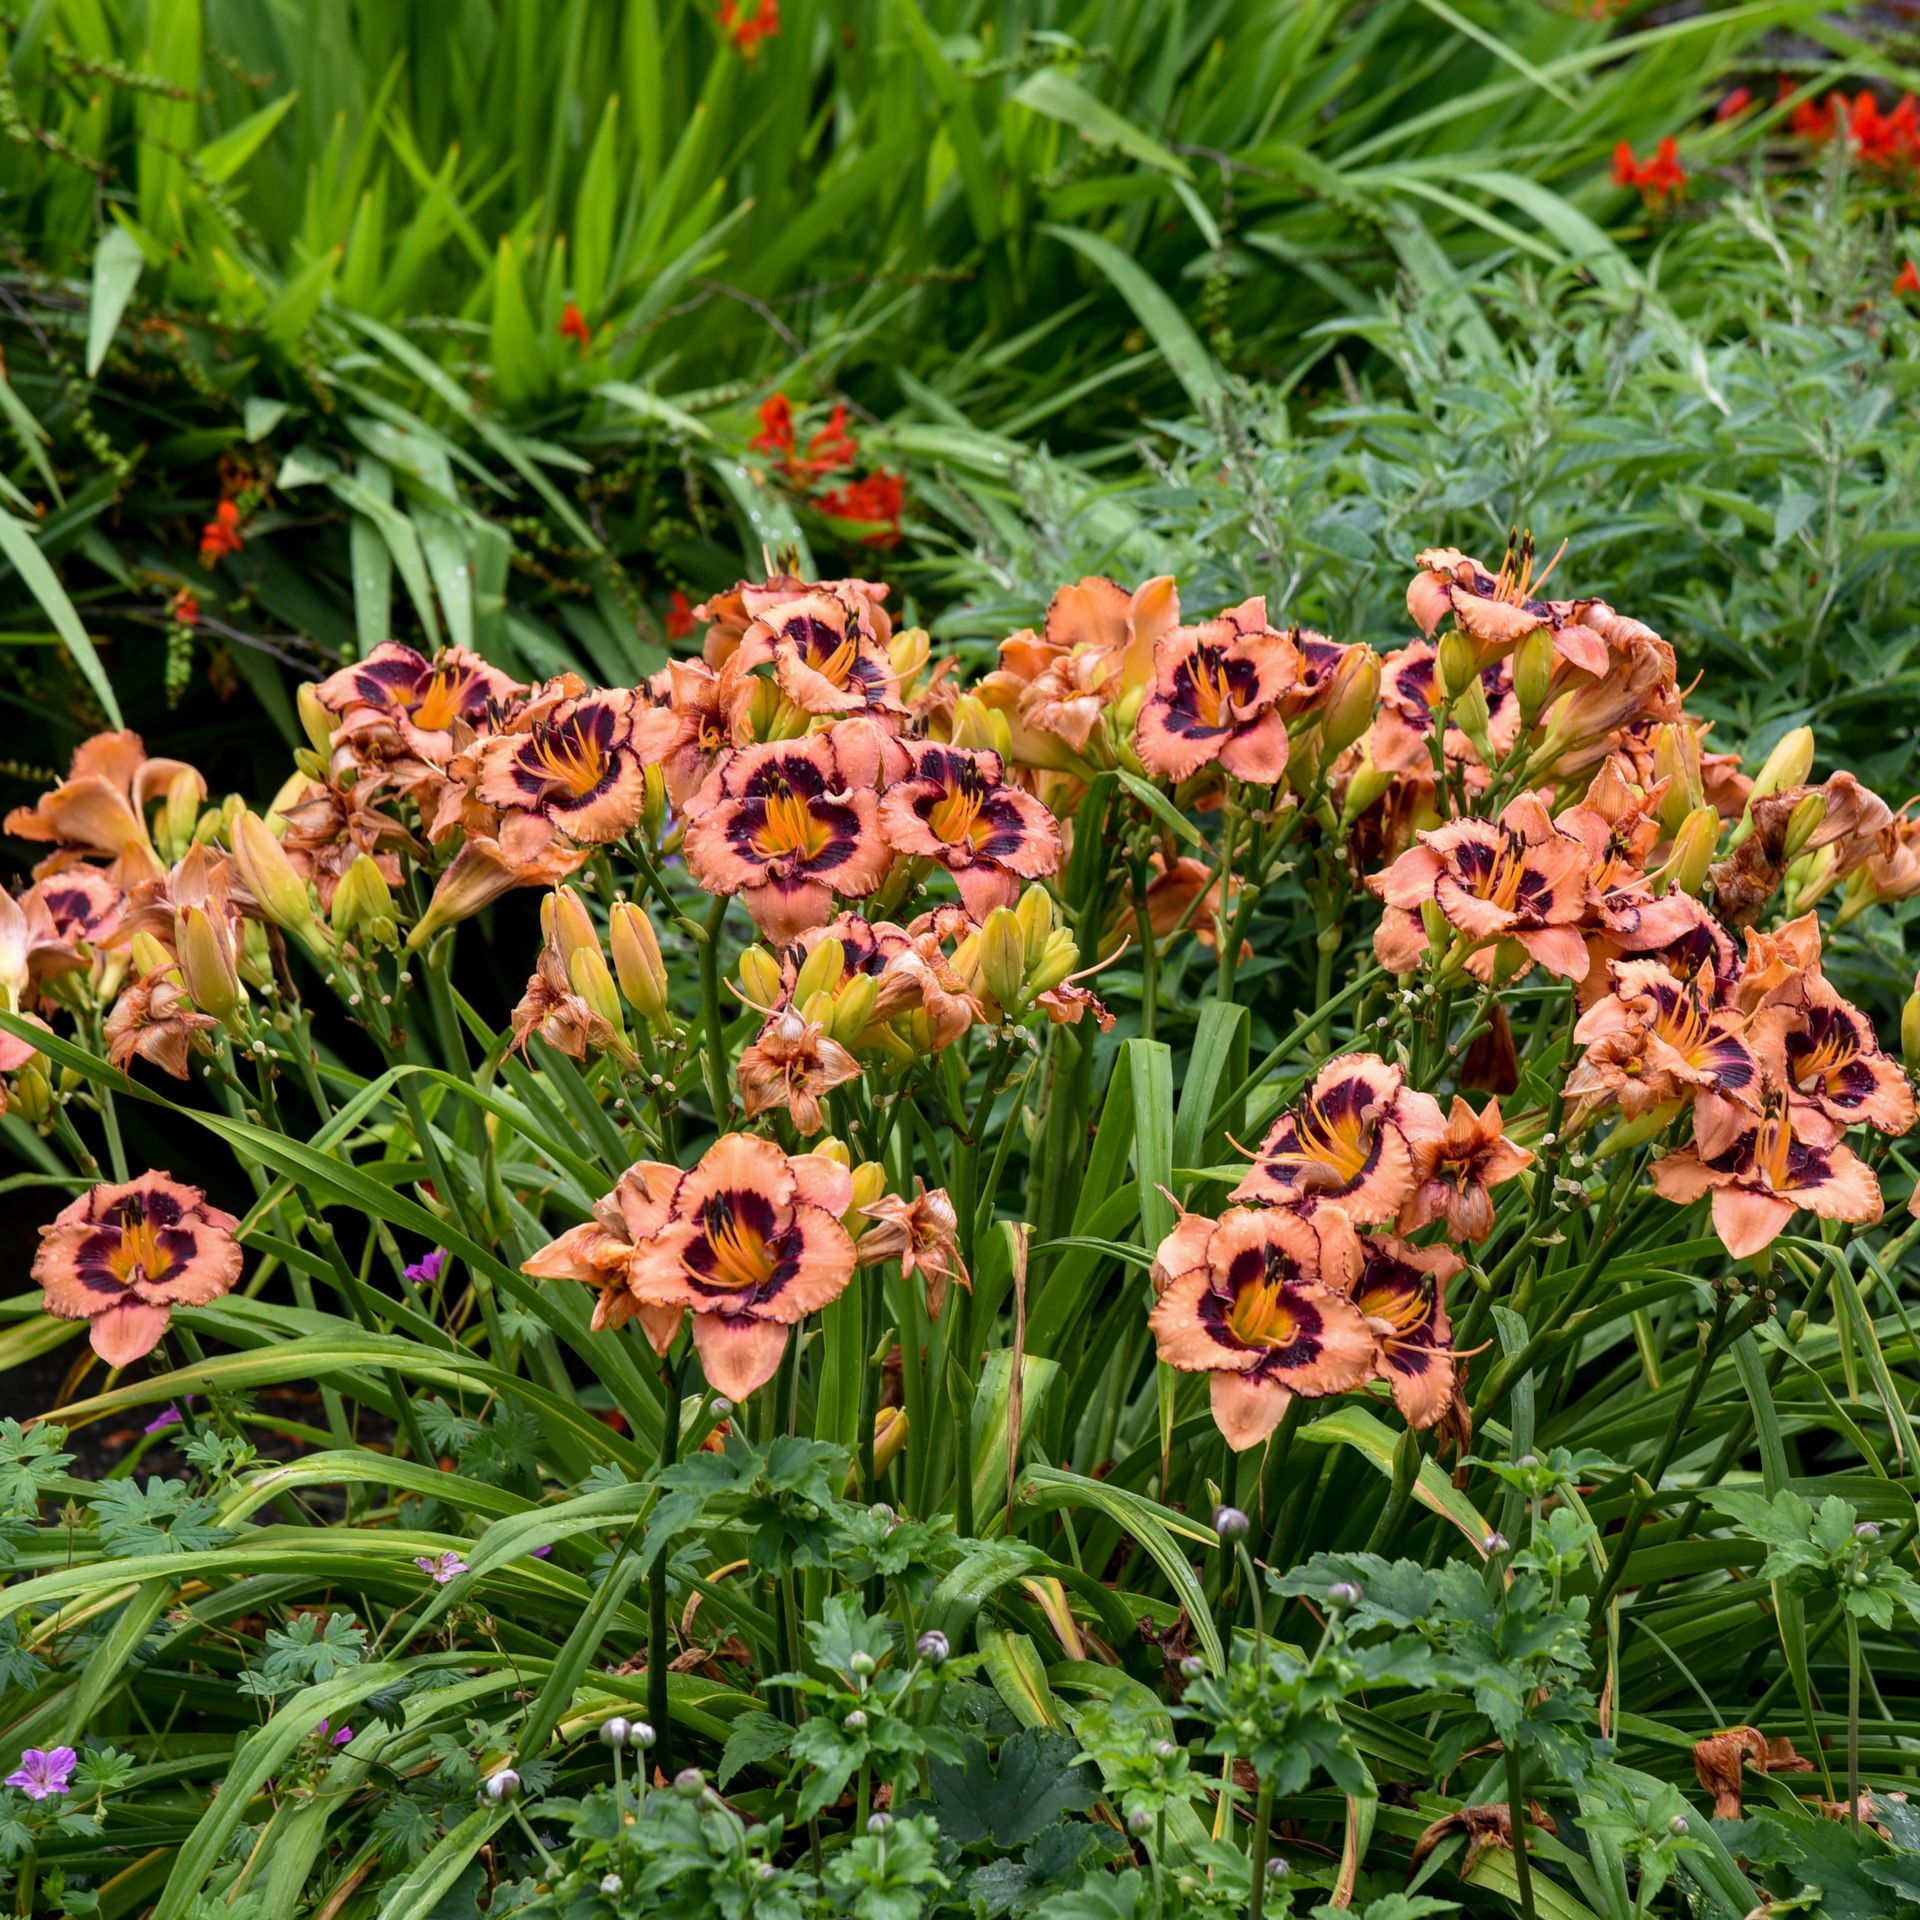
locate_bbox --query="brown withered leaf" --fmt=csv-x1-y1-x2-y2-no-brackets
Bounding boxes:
1692,1726,1813,1821
1410,1800,1558,1878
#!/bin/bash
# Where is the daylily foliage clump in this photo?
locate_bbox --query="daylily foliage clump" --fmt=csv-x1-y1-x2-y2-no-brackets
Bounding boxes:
2,537,1918,1917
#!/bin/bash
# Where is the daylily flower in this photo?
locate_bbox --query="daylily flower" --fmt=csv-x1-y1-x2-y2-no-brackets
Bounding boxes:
857,1182,969,1320
1567,960,1760,1119
737,1005,861,1135
407,829,589,950
1651,1085,1881,1258
1133,612,1298,784
522,1158,686,1350
32,1171,243,1366
1398,1097,1534,1243
731,584,904,716
104,958,221,1080
1352,1237,1464,1429
23,867,126,957
470,687,649,863
695,573,895,672
1230,1053,1445,1225
1405,535,1608,677
1370,793,1591,982
682,733,891,940
4,731,204,887
1556,758,1700,948
1750,974,1915,1136
1147,1204,1371,1449
631,656,753,808
315,642,524,763
5,1747,76,1801
877,743,1060,919
1044,573,1180,691
415,1551,469,1584
1367,640,1519,776
625,1134,857,1401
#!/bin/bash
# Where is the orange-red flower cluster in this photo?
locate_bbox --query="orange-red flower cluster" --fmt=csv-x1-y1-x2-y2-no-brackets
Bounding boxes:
717,0,778,56
749,395,905,545
1612,137,1687,207
199,500,244,569
1788,83,1920,169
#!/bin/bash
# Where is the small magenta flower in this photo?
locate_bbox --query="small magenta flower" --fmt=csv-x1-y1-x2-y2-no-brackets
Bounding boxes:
403,1248,447,1287
144,1401,187,1434
316,1720,353,1747
6,1747,76,1801
415,1551,469,1585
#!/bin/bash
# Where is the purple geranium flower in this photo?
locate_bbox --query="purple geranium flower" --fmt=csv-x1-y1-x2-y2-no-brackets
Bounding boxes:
403,1248,447,1287
144,1395,199,1435
6,1747,76,1801
415,1551,469,1585
316,1720,353,1747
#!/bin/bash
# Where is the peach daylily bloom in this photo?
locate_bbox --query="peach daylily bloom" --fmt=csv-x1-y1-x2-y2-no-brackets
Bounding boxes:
682,733,892,941
315,642,524,763
1567,960,1760,1119
1555,758,1699,949
1651,1085,1881,1259
730,585,904,716
1230,1052,1444,1225
33,1171,242,1366
1044,572,1180,691
1367,640,1519,777
877,743,1060,920
1147,1204,1371,1450
1351,1236,1464,1429
1750,973,1915,1137
4,731,204,887
1370,793,1591,982
521,1159,684,1350
626,1134,857,1401
1398,1097,1534,1243
1405,535,1608,677
1133,613,1298,785
631,657,753,808
469,687,649,864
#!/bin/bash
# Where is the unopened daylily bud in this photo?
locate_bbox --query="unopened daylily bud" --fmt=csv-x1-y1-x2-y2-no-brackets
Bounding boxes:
333,854,399,946
176,907,245,1023
793,937,846,1007
298,681,335,757
1900,985,1920,1077
11,1057,52,1127
642,764,667,842
831,972,878,1045
231,810,324,942
813,1136,851,1167
1028,928,1081,996
129,930,178,979
1111,681,1149,740
950,929,981,993
1783,842,1839,915
568,946,626,1039
848,1161,888,1215
1782,792,1828,863
1594,1097,1687,1156
1653,724,1704,831
871,1404,909,1479
1749,725,1815,805
947,694,993,753
1321,647,1381,758
551,886,601,966
1436,628,1479,702
1014,884,1054,965
609,903,669,1025
1419,898,1450,950
1665,806,1720,895
1512,627,1555,724
979,907,1026,1012
1338,752,1395,831
1450,674,1494,762
889,625,931,685
799,988,837,1029
159,766,204,862
738,944,783,1008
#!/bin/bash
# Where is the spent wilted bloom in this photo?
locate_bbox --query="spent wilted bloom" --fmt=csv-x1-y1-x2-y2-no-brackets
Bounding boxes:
682,733,891,941
1370,793,1591,982
1651,1085,1882,1258
33,1171,242,1366
5,1746,76,1801
315,641,524,763
857,1182,970,1320
877,743,1060,919
105,954,222,1081
415,1551,470,1585
1132,608,1298,785
522,1158,686,1350
1351,1236,1464,1429
1398,1096,1534,1243
625,1134,857,1401
1147,1204,1372,1449
1230,1053,1444,1225
737,1005,861,1135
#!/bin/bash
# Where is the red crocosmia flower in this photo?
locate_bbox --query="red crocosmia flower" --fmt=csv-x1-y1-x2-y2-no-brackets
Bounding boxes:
1148,1204,1372,1450
557,302,591,353
1786,81,1838,142
1847,90,1920,169
732,585,903,716
1567,959,1761,1120
471,687,648,863
626,1134,854,1401
877,742,1061,920
1229,1052,1445,1225
1134,615,1298,785
1351,1236,1464,1430
818,470,905,548
1398,1096,1534,1244
1716,86,1754,121
199,500,244,569
751,393,795,457
1749,974,1916,1137
1370,793,1592,982
1897,261,1920,298
1612,136,1687,207
33,1171,242,1366
317,641,525,764
1405,535,1608,679
168,589,199,628
793,403,858,479
522,1160,685,1350
1651,1084,1881,1260
666,590,697,640
682,732,891,940
717,0,780,57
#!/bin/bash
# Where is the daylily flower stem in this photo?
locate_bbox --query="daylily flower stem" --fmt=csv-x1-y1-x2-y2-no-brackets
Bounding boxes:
1505,1744,1537,1920
1129,855,1159,1039
698,891,732,1126
650,1342,684,1771
1847,1610,1863,1833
